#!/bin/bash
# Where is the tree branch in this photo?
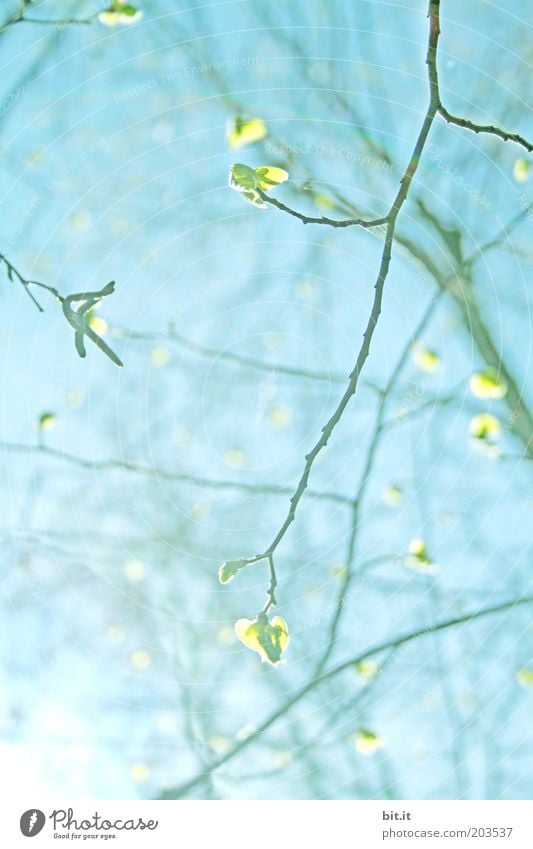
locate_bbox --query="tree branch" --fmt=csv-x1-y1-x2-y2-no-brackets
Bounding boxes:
425,7,533,152
0,440,353,506
244,0,443,612
437,105,533,154
161,592,533,798
258,190,388,230
114,327,348,384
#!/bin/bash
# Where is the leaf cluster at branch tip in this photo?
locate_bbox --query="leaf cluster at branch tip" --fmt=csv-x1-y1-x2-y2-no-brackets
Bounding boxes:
235,613,289,665
218,559,247,585
229,163,289,208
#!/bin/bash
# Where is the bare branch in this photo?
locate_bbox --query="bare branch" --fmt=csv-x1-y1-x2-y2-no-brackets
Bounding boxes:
0,440,353,507
437,105,533,154
258,190,388,230
243,0,443,613
114,327,348,384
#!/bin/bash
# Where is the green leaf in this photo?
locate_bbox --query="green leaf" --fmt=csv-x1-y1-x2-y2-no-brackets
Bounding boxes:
352,728,384,755
470,368,507,400
99,2,143,25
218,559,246,585
114,3,139,15
228,164,289,208
469,412,502,441
513,158,530,183
355,659,379,681
235,613,289,666
227,116,267,150
228,163,258,192
254,166,289,191
38,411,57,431
404,537,438,574
412,343,441,373
383,484,403,506
516,668,533,688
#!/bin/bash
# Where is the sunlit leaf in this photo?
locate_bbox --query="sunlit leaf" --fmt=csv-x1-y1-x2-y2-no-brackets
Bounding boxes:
404,537,438,574
38,411,56,431
229,164,289,208
356,659,380,681
352,728,384,755
235,613,289,665
469,412,502,441
218,559,247,585
254,166,289,191
383,484,403,506
513,158,530,183
228,163,258,191
412,343,441,373
516,667,533,688
470,368,507,400
227,116,267,149
99,1,143,25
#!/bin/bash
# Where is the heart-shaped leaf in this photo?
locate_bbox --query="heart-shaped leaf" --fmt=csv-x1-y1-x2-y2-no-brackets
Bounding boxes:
235,613,289,665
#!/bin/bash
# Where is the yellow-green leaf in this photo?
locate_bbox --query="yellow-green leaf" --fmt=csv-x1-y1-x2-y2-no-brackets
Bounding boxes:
38,411,57,431
254,166,289,191
229,164,289,208
235,613,289,665
218,559,246,585
404,537,437,574
513,158,530,183
352,728,384,755
356,659,380,681
516,667,533,688
469,412,502,441
99,2,143,25
412,343,441,373
228,163,258,191
470,368,507,400
227,116,267,149
383,484,403,507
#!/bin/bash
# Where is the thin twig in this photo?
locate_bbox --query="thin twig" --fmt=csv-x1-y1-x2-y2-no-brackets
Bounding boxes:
249,0,443,611
437,105,533,154
0,440,353,506
258,190,388,230
314,292,444,677
114,327,348,384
